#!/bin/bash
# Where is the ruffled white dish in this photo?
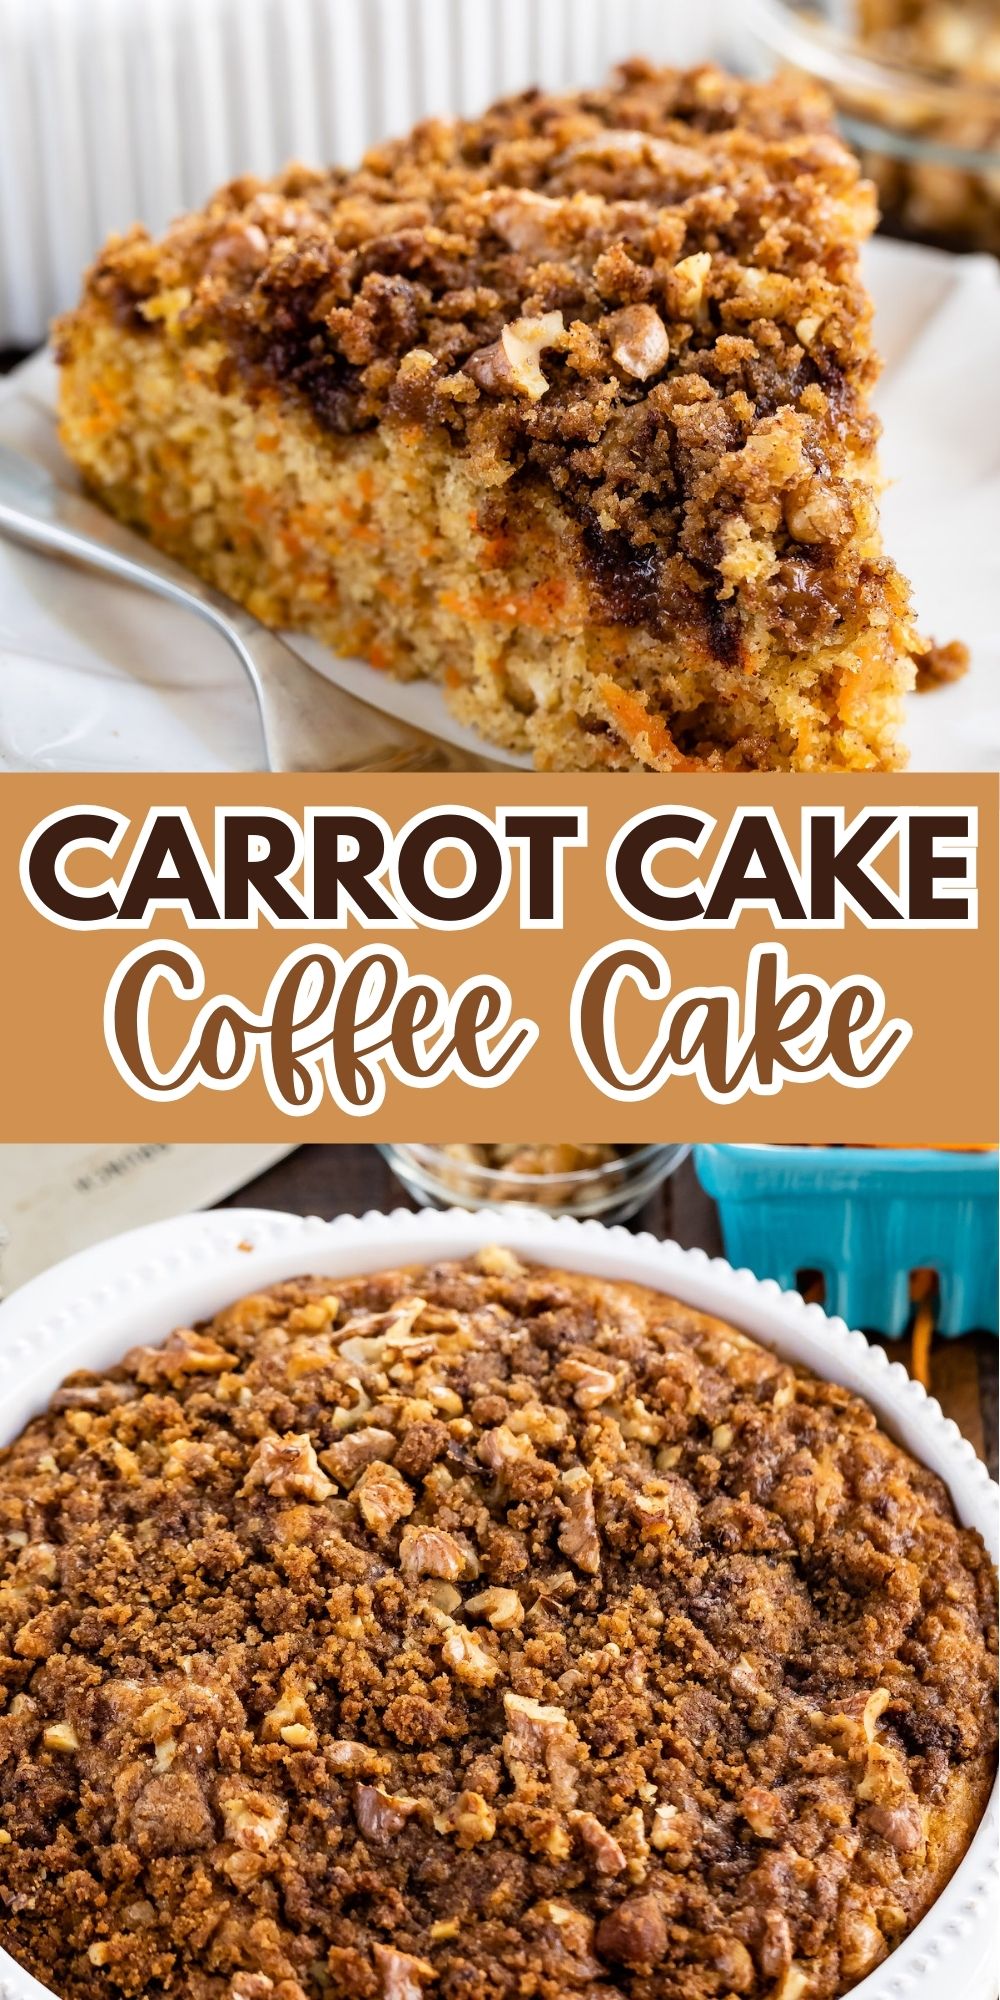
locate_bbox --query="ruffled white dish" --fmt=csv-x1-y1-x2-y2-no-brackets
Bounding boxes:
0,0,727,350
0,1202,996,2000
0,238,998,773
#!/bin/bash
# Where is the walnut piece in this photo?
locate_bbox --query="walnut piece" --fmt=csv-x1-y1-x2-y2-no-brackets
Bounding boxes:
502,1691,580,1809
434,1788,496,1846
466,1586,523,1629
355,1783,422,1843
556,1356,619,1409
372,1943,436,2000
241,1433,333,1503
497,312,567,400
221,1786,287,1853
42,1721,79,1754
573,1810,627,1875
668,250,712,319
558,1466,601,1574
606,303,669,380
320,1427,398,1488
353,1460,414,1536
784,478,848,546
399,1524,468,1581
262,1676,317,1751
439,1620,499,1688
595,1893,667,1968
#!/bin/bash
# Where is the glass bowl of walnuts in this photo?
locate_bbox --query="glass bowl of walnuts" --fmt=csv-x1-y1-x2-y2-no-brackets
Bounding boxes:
744,0,1000,254
379,1143,690,1223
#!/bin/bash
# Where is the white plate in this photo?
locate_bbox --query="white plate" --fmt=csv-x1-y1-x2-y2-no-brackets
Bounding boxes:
0,1203,996,2000
0,237,997,773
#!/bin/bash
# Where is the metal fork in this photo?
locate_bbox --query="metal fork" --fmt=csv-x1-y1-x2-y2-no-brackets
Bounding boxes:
0,443,511,773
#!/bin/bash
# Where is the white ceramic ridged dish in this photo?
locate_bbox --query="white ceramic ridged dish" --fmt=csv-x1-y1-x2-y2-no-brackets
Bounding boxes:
0,0,727,349
0,1203,996,2000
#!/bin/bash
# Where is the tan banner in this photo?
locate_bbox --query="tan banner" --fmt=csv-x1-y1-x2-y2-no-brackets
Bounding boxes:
1,774,995,1143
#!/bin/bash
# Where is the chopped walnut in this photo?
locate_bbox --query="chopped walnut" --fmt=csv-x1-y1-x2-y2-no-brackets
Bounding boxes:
434,1788,496,1846
556,1356,619,1409
439,1620,499,1688
784,478,848,546
474,1245,525,1277
572,1810,627,1875
502,1691,580,1809
466,1586,523,1629
773,1969,811,2000
558,1466,601,1574
489,189,563,254
606,303,670,380
355,1784,422,1843
286,1294,340,1332
220,1785,287,1853
319,1427,398,1488
135,1695,184,1771
42,1722,79,1754
668,250,712,319
421,1580,462,1615
398,1524,468,1580
353,1460,414,1536
241,1433,333,1503
372,1943,436,2000
707,1938,756,1991
494,312,566,400
740,1785,782,1839
861,1801,924,1853
128,1326,231,1381
528,1899,601,1976
477,1423,536,1474
327,1739,381,1774
650,1802,682,1850
838,1900,887,1978
263,1677,317,1751
594,1892,667,1968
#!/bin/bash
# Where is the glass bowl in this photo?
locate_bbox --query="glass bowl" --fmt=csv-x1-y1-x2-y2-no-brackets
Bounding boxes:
379,1143,691,1224
743,0,1000,253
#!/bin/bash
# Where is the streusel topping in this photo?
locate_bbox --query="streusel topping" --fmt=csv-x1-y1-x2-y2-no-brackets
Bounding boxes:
65,62,900,658
0,1254,994,2000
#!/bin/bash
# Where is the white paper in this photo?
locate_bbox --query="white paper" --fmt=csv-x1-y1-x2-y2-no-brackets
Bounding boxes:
0,1144,294,1293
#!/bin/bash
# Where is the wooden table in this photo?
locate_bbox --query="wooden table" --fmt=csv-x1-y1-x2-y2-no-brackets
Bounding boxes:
218,1146,997,1477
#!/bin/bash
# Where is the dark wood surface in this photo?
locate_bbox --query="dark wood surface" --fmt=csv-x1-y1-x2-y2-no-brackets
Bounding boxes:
217,1146,997,1476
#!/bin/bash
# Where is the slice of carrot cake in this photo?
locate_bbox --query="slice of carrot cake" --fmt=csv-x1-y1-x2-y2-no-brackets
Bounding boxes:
55,61,918,771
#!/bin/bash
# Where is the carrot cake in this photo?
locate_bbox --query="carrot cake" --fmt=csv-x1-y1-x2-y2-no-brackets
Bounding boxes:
55,62,919,772
0,1251,995,2000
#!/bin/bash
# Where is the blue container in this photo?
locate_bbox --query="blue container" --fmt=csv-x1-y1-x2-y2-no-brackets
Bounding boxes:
693,1145,998,1338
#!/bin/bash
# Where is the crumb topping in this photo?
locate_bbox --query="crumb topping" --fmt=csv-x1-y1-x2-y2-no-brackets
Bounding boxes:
0,1254,994,2000
62,61,907,656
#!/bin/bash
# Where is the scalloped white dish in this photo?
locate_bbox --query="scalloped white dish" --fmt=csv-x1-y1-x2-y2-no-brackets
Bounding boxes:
0,237,998,772
0,1203,996,2000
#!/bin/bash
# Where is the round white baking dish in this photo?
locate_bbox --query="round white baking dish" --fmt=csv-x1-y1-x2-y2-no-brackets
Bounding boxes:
0,1204,996,2000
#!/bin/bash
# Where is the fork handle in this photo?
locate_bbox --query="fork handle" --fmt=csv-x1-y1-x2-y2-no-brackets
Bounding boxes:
0,466,499,773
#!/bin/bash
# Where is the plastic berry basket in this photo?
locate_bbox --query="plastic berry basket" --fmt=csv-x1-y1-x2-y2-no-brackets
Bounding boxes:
693,1145,999,1338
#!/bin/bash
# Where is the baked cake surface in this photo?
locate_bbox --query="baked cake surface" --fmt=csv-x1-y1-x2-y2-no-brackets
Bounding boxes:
0,1252,995,2000
56,63,917,772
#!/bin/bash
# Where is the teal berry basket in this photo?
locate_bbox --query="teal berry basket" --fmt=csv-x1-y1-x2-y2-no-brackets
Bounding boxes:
693,1145,999,1339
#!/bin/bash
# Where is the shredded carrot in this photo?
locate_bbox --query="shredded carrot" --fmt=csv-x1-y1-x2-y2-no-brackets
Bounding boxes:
598,679,692,771
437,579,567,629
